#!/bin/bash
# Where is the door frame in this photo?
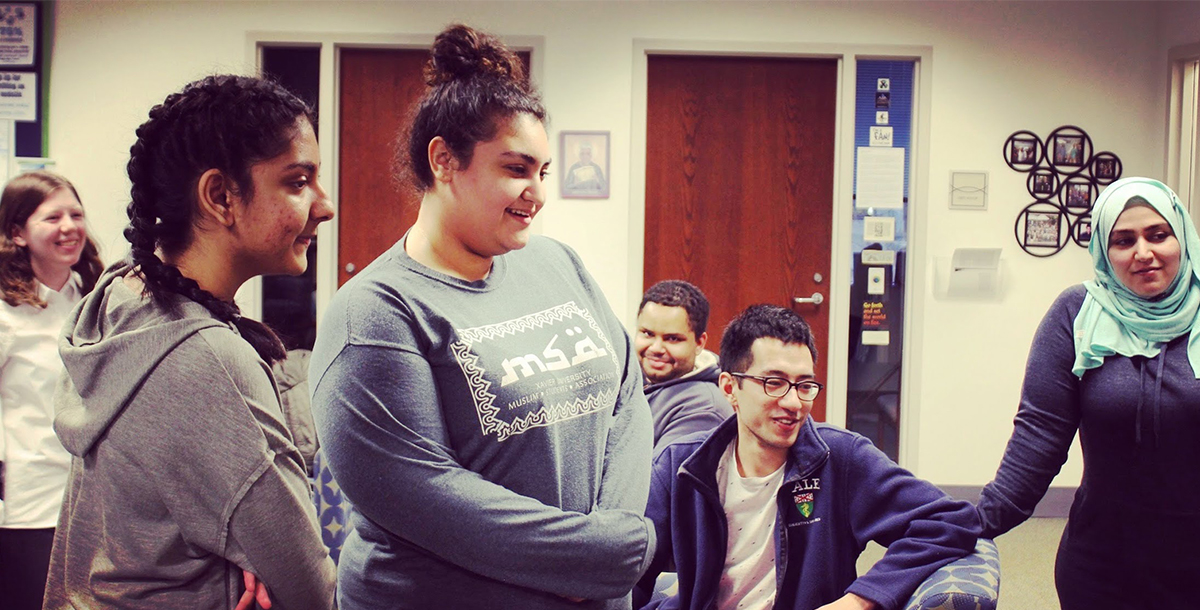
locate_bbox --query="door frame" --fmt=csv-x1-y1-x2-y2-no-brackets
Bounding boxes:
1167,41,1200,219
630,39,932,467
241,30,545,332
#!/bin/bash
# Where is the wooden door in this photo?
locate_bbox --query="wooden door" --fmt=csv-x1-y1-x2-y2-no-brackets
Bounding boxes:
645,55,837,421
338,48,427,287
338,49,533,287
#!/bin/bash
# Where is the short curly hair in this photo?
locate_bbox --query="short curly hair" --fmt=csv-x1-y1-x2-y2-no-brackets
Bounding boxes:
639,279,709,337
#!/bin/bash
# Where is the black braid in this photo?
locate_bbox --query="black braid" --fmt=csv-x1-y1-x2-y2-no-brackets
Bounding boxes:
124,75,312,365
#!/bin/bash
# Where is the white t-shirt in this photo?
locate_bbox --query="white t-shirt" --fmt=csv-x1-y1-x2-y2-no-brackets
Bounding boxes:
0,276,80,528
715,439,785,610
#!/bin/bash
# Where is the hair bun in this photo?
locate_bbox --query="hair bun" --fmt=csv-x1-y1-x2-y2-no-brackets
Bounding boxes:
425,23,525,87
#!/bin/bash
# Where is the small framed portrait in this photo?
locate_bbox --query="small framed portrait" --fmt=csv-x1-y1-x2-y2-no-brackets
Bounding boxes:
1058,177,1096,215
1010,138,1037,165
1065,183,1091,210
1032,172,1055,195
1072,215,1093,247
1053,134,1085,166
1004,130,1043,171
1091,151,1122,184
560,131,610,199
1033,174,1052,193
1025,212,1061,247
875,91,890,108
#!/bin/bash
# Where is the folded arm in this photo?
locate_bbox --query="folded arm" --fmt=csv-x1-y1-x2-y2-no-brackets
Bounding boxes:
312,342,653,600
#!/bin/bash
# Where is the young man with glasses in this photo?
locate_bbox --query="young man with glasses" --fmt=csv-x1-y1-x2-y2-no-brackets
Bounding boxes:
634,305,979,610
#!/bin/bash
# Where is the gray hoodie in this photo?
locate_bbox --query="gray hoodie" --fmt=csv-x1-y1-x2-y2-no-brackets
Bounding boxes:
643,349,732,455
45,263,335,610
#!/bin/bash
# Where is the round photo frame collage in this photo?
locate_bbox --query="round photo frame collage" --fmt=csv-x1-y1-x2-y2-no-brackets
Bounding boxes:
1003,125,1122,257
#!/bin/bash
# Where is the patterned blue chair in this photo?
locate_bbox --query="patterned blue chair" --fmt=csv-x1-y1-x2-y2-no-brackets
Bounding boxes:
311,450,354,564
650,538,999,609
903,538,1000,610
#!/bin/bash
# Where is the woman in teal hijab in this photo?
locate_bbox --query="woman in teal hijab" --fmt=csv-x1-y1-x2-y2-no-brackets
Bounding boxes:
978,177,1200,610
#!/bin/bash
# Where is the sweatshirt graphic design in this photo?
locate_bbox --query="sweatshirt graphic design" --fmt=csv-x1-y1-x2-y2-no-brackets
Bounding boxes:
454,302,618,441
310,236,655,610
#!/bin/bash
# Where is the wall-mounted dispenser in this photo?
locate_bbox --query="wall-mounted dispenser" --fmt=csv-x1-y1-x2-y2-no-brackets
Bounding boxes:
933,248,1002,300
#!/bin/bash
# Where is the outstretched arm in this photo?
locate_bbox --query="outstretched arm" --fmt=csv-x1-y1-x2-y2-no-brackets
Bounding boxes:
843,435,980,610
978,290,1082,537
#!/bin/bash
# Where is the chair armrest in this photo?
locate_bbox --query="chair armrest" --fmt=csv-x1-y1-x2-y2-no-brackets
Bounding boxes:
311,450,355,565
903,538,1000,610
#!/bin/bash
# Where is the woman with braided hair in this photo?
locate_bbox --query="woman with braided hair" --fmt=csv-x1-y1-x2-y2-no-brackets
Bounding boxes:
44,75,336,609
310,23,654,610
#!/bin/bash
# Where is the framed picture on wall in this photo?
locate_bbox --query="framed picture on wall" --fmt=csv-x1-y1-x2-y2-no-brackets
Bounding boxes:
560,131,610,199
1025,212,1061,247
1053,134,1085,166
1010,138,1037,165
1072,215,1093,247
1091,152,1123,184
1065,182,1091,210
1026,168,1059,200
1032,173,1054,195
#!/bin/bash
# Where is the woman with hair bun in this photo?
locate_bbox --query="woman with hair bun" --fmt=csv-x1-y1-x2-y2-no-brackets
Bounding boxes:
0,171,102,610
311,24,655,610
44,75,336,609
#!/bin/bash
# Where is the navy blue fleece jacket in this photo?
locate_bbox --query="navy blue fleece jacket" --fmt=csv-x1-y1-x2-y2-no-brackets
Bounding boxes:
635,417,979,610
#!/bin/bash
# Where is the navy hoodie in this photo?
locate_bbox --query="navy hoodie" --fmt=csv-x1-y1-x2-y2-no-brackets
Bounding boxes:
635,417,979,610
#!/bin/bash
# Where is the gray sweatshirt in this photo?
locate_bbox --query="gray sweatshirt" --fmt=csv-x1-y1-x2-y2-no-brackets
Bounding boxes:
310,235,655,610
45,263,335,610
643,349,732,455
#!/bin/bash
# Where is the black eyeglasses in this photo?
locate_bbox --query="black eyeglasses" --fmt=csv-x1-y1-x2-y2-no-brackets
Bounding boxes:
730,373,824,400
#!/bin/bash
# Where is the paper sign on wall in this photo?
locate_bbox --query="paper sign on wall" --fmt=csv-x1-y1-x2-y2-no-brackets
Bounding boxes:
869,126,893,147
0,71,35,121
0,4,34,66
862,330,890,346
863,216,895,242
855,146,905,209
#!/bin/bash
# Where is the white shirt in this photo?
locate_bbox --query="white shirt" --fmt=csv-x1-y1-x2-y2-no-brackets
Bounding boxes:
715,439,785,610
0,275,80,528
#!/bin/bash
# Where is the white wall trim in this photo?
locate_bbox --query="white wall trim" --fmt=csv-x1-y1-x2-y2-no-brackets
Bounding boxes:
629,39,931,467
1167,42,1200,222
895,48,934,469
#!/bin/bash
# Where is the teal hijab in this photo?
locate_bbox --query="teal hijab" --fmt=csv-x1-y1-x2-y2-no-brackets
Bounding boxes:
1073,177,1200,378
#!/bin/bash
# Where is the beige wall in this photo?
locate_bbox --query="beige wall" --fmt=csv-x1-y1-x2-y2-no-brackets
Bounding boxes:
46,1,1199,485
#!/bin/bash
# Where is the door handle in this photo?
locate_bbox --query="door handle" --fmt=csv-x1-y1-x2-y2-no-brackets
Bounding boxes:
344,263,357,275
794,292,824,305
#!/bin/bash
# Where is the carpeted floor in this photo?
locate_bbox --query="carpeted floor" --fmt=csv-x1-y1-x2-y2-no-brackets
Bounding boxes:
857,517,1065,609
